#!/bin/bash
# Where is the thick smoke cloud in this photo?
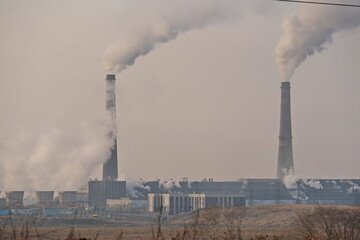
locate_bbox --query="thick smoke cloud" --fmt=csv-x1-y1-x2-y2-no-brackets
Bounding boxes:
275,0,360,81
0,1,124,191
103,0,254,72
0,112,114,191
0,0,276,192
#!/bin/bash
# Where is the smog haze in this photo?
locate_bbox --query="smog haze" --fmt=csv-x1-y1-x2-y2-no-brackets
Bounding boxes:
0,0,359,190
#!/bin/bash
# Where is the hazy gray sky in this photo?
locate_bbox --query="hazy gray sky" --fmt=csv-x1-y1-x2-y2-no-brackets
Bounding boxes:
0,1,359,190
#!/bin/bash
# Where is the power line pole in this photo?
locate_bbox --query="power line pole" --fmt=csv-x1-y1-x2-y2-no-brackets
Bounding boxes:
274,0,360,8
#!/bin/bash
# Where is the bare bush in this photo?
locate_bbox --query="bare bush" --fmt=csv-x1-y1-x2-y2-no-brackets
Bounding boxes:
193,207,245,240
160,207,245,240
294,206,360,240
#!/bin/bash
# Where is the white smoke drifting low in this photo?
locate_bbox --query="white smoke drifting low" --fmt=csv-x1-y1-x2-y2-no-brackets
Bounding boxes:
0,112,115,191
344,180,360,193
159,178,181,190
103,0,261,72
275,0,360,81
125,176,150,198
282,171,309,200
1,0,274,192
303,179,323,189
330,180,342,190
237,178,248,194
282,169,299,189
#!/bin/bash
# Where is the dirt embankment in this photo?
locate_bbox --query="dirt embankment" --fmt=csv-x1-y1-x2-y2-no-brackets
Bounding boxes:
1,205,359,239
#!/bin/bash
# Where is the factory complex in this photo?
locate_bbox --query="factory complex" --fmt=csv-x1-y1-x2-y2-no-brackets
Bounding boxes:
1,74,359,218
1,178,360,217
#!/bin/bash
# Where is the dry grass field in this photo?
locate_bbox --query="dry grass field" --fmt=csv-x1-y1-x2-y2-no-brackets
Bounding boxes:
1,205,359,239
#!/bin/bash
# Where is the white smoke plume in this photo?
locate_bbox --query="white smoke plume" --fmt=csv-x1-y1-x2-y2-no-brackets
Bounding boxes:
0,111,115,191
1,0,275,192
237,178,248,185
344,180,360,193
282,169,299,189
303,179,323,189
23,192,36,206
331,180,342,190
275,0,360,81
237,178,248,193
159,178,181,190
103,0,262,72
125,176,150,198
282,172,310,200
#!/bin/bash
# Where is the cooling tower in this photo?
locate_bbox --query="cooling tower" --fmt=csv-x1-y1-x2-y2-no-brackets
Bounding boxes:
5,191,24,207
103,74,119,181
58,191,77,207
0,199,5,208
277,82,294,179
0,191,4,209
35,191,54,207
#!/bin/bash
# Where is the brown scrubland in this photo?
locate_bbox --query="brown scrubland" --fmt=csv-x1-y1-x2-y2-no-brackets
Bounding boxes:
0,205,359,240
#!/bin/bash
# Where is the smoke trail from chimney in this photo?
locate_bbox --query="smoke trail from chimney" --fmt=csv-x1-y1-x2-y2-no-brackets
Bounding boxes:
103,0,270,72
275,0,360,82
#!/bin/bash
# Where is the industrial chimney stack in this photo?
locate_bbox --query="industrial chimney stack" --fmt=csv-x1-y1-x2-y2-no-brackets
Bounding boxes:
103,74,118,181
277,82,294,179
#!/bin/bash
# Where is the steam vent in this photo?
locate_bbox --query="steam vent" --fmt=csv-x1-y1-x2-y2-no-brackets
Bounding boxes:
103,74,118,181
277,82,294,179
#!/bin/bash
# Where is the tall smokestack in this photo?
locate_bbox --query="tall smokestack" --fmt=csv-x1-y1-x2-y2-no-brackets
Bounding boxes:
277,82,294,179
103,74,118,181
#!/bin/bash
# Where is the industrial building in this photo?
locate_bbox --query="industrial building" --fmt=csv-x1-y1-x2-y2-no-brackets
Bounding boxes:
140,179,360,208
88,180,126,208
58,191,77,207
1,76,359,219
205,193,246,208
0,190,84,217
5,191,24,208
0,191,5,209
2,177,357,217
106,198,133,209
148,193,246,215
35,191,54,207
148,193,206,215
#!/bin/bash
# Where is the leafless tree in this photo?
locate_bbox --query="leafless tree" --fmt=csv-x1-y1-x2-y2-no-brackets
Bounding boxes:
294,206,360,240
